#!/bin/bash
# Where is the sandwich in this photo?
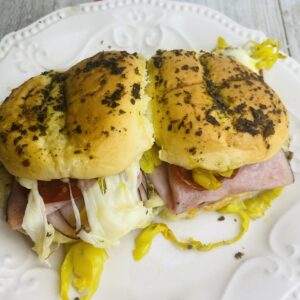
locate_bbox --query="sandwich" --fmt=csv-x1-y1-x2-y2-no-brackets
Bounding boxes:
0,51,154,260
144,49,294,215
0,41,293,300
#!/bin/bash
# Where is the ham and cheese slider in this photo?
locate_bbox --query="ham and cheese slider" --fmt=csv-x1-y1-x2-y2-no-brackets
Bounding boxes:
0,51,153,259
146,50,293,214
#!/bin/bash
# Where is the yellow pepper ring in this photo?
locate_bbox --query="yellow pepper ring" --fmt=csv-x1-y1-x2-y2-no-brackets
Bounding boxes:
60,242,108,300
133,188,283,261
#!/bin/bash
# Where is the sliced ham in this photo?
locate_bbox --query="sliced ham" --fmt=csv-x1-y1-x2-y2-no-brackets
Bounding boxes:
45,200,70,215
40,179,83,215
148,164,173,204
6,180,29,229
47,210,78,239
138,172,150,202
137,171,143,188
149,151,294,214
7,178,85,233
59,197,85,228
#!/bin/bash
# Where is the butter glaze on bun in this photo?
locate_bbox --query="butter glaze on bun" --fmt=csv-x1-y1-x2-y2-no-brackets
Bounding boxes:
0,51,153,180
148,50,289,171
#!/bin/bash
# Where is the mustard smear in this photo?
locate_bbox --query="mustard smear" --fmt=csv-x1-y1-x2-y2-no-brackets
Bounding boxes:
133,188,283,261
60,242,108,300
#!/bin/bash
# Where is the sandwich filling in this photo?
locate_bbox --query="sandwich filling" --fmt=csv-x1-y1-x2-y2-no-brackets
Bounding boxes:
144,149,293,214
0,40,294,300
7,159,155,259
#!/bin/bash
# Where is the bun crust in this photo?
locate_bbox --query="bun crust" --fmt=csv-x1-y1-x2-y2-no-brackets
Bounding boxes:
148,50,289,171
0,51,153,180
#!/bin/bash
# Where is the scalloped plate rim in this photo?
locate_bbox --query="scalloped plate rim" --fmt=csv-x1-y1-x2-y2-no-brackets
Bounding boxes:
0,1,300,300
0,0,270,61
1,0,299,77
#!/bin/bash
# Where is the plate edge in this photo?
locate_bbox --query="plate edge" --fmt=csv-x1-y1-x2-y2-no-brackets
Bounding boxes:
0,0,299,76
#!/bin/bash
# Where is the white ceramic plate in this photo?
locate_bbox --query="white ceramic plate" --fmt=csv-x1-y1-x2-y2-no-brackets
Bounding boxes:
0,1,300,299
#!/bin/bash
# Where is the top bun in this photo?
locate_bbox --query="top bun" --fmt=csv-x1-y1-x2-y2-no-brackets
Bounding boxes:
0,51,153,180
148,50,289,171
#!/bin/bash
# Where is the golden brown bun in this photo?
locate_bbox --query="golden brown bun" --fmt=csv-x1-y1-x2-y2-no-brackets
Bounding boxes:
0,51,153,180
148,50,289,171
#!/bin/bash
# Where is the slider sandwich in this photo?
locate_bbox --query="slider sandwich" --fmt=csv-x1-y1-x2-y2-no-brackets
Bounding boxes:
0,51,154,259
145,49,294,214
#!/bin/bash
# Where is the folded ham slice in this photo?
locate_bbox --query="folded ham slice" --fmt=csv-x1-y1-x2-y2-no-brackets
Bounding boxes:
149,151,294,214
47,210,78,239
59,197,84,228
6,180,29,229
45,200,70,215
7,179,85,232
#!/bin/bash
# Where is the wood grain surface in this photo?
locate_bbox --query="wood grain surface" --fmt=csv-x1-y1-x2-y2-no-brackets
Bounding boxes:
0,0,299,60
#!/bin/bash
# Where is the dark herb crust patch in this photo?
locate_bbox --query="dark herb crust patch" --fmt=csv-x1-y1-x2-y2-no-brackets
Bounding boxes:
0,51,144,174
151,49,287,157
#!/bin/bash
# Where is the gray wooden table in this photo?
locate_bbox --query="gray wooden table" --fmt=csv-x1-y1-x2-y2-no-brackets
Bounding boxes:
0,0,299,61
